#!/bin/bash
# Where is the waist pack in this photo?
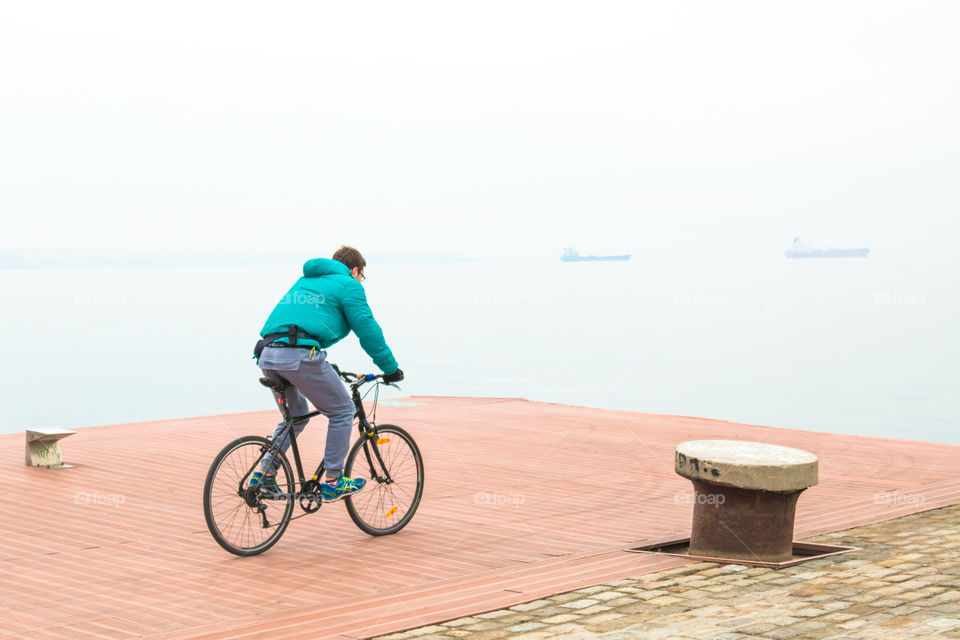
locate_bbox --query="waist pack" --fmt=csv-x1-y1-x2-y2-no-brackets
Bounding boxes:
253,326,321,361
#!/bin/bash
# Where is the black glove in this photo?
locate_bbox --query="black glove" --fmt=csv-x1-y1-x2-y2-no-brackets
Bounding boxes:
382,368,404,383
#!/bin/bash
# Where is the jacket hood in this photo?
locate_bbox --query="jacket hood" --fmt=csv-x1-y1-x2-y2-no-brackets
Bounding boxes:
303,258,351,278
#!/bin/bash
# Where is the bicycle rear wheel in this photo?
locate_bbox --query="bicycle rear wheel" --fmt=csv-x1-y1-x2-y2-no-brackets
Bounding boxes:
344,424,424,536
203,435,295,556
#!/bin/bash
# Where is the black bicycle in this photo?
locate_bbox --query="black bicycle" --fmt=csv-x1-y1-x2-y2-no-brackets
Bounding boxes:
202,365,424,556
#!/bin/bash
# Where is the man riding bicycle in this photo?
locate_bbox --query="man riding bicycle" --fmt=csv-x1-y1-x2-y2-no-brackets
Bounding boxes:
252,246,403,501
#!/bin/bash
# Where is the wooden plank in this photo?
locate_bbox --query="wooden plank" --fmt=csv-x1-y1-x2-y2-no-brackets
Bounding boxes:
0,396,957,639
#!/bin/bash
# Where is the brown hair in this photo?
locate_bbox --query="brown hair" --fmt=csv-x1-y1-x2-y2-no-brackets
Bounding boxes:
332,246,366,272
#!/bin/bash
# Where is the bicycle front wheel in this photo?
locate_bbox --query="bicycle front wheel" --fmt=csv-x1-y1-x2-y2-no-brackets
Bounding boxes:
203,435,295,556
344,424,424,536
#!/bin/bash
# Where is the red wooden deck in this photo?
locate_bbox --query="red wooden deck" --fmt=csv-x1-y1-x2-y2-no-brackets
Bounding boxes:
2,397,958,639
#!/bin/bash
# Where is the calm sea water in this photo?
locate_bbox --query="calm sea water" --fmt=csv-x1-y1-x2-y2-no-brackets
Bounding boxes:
1,249,956,443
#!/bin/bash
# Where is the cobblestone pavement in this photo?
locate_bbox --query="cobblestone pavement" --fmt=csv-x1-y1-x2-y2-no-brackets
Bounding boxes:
372,504,960,640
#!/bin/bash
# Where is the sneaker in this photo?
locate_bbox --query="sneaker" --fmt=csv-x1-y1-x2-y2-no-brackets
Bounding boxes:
320,473,366,502
250,471,283,498
259,474,283,498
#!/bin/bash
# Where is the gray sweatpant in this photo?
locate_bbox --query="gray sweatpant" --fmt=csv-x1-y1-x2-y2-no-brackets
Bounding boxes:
257,346,356,479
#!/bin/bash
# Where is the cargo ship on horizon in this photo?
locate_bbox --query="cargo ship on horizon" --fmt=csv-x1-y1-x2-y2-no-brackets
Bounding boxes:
785,238,870,259
560,247,631,262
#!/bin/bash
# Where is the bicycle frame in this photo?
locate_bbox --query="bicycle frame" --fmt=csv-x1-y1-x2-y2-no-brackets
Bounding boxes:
242,376,393,500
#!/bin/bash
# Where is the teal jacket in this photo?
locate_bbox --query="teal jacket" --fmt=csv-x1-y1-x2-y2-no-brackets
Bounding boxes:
259,259,399,374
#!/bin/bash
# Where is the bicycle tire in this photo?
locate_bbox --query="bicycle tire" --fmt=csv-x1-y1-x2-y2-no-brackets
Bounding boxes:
203,435,295,556
344,424,424,536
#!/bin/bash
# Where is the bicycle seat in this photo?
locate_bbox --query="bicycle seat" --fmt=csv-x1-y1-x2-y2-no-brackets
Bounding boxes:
259,377,291,392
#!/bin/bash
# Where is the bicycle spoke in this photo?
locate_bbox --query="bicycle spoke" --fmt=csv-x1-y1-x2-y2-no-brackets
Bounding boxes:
204,437,294,556
346,425,423,535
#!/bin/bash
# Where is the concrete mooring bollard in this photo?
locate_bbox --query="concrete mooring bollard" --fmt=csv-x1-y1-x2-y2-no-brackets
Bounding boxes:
675,440,818,563
25,428,77,468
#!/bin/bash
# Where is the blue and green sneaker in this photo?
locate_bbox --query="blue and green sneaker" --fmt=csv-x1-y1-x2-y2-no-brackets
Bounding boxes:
260,474,283,498
250,471,283,498
321,473,366,502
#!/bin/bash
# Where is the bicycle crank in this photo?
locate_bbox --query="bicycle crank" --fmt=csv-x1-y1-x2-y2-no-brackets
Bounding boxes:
298,479,322,513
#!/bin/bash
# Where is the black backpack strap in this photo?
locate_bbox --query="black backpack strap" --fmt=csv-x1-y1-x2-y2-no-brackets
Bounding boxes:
286,325,322,346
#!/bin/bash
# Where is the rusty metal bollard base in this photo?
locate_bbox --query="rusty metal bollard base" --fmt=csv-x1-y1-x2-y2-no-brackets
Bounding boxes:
689,480,803,563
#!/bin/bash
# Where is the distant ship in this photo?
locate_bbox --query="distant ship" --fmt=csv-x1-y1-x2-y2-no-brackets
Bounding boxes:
785,238,869,259
561,247,631,262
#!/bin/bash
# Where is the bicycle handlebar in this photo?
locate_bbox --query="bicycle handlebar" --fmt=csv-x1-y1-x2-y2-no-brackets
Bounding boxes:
330,363,385,387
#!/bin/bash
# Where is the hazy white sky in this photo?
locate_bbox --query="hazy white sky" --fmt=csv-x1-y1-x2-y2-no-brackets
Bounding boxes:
2,1,958,257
